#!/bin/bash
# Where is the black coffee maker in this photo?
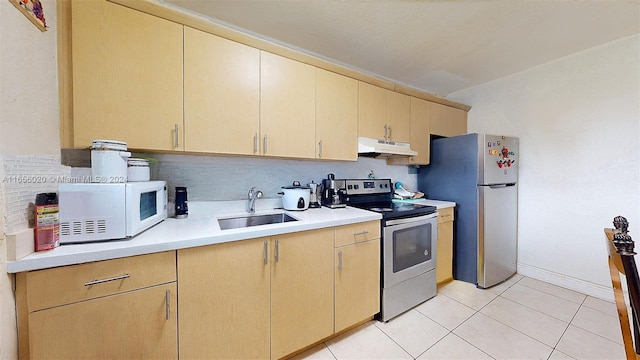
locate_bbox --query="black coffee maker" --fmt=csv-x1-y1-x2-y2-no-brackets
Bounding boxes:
321,173,346,208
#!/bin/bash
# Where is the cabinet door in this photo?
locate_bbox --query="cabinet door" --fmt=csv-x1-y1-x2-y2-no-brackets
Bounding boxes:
335,239,381,333
184,27,260,155
436,208,455,284
358,82,387,140
178,238,270,359
408,97,432,164
71,0,183,150
260,52,316,158
271,228,334,359
28,283,177,359
387,97,432,166
386,91,411,143
430,103,468,138
316,69,358,160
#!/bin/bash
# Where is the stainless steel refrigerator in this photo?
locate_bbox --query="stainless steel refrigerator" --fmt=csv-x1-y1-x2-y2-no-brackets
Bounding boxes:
418,133,519,288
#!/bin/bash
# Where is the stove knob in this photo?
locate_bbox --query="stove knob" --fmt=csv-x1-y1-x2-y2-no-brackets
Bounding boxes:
354,184,359,189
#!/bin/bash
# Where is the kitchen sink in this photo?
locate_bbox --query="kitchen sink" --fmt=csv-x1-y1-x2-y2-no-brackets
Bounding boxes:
218,213,298,230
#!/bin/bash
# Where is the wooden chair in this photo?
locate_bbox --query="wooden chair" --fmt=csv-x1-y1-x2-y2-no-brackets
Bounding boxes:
606,215,640,360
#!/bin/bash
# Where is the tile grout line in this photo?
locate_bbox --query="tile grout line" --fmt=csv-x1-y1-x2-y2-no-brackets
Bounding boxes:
547,295,588,359
428,291,499,359
447,276,563,358
371,320,418,359
516,280,586,306
501,284,581,323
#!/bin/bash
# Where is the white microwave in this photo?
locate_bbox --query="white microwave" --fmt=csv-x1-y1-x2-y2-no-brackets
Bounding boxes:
58,181,167,243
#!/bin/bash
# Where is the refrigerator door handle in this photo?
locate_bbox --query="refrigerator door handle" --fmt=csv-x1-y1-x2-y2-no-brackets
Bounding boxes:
487,183,516,189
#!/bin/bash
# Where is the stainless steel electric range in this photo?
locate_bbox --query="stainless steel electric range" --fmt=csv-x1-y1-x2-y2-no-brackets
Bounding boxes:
340,179,438,322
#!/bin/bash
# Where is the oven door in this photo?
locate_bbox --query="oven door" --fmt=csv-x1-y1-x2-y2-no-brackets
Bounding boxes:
383,213,438,288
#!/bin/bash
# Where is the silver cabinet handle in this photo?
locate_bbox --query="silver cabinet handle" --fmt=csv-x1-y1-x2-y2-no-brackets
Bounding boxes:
264,240,268,265
275,239,279,262
388,125,392,140
263,134,268,154
254,133,258,154
318,140,323,158
353,231,369,239
174,124,179,148
383,124,388,141
84,273,130,287
338,251,343,271
165,289,171,320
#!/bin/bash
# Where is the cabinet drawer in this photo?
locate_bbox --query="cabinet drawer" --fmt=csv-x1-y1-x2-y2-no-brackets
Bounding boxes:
437,207,454,224
335,221,380,247
26,251,176,312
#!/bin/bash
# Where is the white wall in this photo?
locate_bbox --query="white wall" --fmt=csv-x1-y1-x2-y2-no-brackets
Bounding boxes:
449,35,640,299
0,1,64,358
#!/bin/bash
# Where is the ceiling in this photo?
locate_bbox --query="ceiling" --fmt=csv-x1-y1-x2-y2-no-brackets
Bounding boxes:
161,0,640,97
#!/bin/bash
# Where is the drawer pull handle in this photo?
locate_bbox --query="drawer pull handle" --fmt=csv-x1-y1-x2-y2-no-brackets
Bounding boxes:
275,239,279,262
165,289,171,320
353,231,369,238
264,240,269,265
84,273,130,287
338,251,343,271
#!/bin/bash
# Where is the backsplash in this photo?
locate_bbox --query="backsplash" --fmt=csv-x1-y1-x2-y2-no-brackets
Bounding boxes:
1,155,71,234
154,154,419,201
67,152,419,202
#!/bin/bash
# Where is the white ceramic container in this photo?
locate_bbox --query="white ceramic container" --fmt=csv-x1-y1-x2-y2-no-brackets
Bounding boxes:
91,139,131,183
127,158,150,182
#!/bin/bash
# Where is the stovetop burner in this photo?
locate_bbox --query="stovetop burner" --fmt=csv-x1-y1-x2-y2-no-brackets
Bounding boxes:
350,201,436,220
332,178,437,220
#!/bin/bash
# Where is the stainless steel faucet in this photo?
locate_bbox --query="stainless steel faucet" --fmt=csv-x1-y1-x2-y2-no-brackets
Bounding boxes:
247,187,263,214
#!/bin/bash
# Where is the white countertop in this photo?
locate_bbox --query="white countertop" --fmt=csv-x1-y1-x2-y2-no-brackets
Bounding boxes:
7,200,381,273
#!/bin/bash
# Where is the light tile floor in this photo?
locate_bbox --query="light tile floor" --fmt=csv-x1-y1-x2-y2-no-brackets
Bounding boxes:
292,275,624,360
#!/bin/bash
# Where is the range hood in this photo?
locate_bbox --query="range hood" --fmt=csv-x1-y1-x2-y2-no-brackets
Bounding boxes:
357,137,418,157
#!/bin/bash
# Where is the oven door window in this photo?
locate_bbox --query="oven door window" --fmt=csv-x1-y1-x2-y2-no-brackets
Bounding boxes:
392,222,433,273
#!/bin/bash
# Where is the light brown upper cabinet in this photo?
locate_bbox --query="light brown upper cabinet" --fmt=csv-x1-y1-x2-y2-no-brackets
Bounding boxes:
386,91,411,143
387,96,432,166
358,82,387,140
184,27,260,155
316,69,358,161
430,103,468,138
358,82,410,143
71,0,183,151
260,52,316,159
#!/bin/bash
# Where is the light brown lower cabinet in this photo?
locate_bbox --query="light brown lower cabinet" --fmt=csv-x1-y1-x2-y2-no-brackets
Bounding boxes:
270,228,335,358
436,207,455,285
177,237,271,359
335,238,381,332
16,252,178,359
28,283,177,359
177,228,335,360
16,223,381,359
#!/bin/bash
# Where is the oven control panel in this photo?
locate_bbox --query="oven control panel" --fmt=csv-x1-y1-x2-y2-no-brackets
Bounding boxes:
344,179,392,195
